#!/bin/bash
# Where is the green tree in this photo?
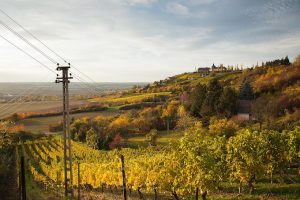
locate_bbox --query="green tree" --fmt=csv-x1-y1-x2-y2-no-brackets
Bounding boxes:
239,81,254,100
217,87,238,117
207,78,222,92
200,91,216,120
188,84,207,117
70,118,90,142
200,79,222,120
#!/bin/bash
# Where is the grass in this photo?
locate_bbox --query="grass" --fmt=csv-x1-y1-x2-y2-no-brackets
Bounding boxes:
90,92,171,105
0,100,89,119
18,110,122,133
210,182,300,200
125,130,183,148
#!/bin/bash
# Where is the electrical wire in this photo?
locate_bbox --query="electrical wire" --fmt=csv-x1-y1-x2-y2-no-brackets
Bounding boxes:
0,33,56,74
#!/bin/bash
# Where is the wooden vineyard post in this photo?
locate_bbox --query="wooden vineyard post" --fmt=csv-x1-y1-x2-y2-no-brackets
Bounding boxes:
120,155,127,200
78,162,81,200
195,187,199,200
20,156,26,200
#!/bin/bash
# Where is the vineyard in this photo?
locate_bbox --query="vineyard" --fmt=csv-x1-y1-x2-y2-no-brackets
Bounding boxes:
16,127,300,200
17,138,173,199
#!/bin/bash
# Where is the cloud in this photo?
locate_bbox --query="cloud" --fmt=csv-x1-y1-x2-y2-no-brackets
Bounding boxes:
0,0,299,82
126,0,157,6
244,0,297,25
166,3,189,15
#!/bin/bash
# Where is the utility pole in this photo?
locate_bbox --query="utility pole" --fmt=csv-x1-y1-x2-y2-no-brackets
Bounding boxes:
56,63,74,197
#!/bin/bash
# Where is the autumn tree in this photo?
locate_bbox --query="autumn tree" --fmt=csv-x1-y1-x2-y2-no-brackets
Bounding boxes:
261,130,293,183
86,128,98,149
180,128,227,200
226,129,266,194
109,133,122,149
145,129,158,146
176,105,198,131
162,101,178,131
252,95,279,130
109,114,132,136
293,55,300,67
208,118,239,138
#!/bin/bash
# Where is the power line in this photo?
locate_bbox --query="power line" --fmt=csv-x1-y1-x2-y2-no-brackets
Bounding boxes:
0,19,57,64
0,8,68,63
0,33,56,74
0,10,106,102
0,9,103,88
0,33,101,105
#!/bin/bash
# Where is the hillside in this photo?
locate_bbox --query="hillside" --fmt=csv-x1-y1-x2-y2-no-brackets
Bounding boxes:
1,56,300,200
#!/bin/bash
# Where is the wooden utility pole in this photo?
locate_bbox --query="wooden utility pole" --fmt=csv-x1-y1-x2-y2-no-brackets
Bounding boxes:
56,63,74,197
20,156,26,200
120,155,127,200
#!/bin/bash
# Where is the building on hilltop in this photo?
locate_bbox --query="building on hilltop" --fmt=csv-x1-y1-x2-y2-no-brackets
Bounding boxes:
197,63,231,76
197,67,210,76
211,63,227,72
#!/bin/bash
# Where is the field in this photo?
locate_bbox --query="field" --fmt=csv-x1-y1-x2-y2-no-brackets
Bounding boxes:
125,130,183,148
90,92,171,105
0,100,90,119
17,109,123,133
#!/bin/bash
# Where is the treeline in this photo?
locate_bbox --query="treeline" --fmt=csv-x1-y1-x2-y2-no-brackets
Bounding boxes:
50,102,179,149
8,103,107,121
185,79,238,122
253,60,300,94
264,56,290,67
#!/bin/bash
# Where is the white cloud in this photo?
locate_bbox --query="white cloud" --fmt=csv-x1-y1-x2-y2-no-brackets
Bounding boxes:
166,3,189,15
0,0,299,82
186,0,216,6
126,0,157,6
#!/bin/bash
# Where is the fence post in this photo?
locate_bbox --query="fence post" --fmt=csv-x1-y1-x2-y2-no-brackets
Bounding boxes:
20,156,26,200
78,162,80,200
120,155,127,200
195,187,199,200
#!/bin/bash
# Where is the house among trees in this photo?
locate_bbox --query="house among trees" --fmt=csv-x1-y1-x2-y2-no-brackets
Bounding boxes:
236,100,252,120
236,81,255,120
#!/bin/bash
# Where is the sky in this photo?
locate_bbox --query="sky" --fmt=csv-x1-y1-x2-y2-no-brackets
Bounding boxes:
0,0,299,82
